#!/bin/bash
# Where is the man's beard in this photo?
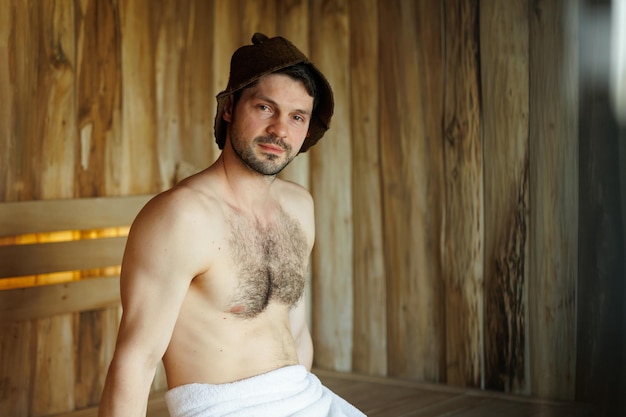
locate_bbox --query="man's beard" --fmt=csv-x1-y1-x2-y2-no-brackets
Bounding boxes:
230,131,295,176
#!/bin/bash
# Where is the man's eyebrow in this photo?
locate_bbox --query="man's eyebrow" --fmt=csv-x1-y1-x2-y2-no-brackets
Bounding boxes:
253,93,312,115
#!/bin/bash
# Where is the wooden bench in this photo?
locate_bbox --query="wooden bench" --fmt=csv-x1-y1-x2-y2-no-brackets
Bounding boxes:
0,196,597,417
0,195,155,416
0,195,153,323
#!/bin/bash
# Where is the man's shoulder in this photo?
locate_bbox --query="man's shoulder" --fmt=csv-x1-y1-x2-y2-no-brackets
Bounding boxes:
276,178,313,204
135,178,226,234
274,179,313,216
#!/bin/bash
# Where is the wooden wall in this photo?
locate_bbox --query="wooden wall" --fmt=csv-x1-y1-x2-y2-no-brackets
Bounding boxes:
0,0,624,416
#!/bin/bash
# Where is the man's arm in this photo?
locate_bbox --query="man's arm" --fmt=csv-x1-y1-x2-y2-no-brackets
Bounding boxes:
98,191,209,417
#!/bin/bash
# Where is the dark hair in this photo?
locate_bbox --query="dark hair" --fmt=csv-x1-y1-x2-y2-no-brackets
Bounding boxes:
232,63,319,110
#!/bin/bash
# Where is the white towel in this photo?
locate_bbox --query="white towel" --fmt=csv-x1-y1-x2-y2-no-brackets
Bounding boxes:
164,365,366,417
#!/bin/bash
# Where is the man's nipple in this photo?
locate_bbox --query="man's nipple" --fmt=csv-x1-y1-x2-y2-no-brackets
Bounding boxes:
229,304,246,314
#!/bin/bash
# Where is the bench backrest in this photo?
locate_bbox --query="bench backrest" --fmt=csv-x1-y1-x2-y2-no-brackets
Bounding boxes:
0,195,153,324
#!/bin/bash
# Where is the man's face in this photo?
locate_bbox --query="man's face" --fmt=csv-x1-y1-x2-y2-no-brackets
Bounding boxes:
224,73,314,176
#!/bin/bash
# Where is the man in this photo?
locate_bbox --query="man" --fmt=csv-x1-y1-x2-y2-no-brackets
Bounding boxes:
98,33,366,417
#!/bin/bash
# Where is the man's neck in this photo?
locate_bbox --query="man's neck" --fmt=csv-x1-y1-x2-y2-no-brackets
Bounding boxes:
214,153,279,213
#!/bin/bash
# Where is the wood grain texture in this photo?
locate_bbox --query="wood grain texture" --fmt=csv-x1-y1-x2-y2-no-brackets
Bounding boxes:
119,0,160,194
442,0,483,387
32,315,76,416
0,0,11,201
528,0,578,400
480,0,530,394
379,0,446,381
0,195,151,236
0,237,127,278
310,0,353,372
0,278,121,325
0,320,33,416
349,0,386,376
76,0,120,197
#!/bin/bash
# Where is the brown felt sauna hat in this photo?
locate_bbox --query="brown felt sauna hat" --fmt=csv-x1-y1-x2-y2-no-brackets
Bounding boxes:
214,33,334,153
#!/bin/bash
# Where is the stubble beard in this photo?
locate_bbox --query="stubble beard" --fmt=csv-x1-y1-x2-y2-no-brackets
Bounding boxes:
230,131,296,176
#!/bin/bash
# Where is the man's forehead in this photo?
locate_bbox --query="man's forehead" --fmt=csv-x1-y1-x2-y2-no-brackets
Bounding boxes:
243,74,314,110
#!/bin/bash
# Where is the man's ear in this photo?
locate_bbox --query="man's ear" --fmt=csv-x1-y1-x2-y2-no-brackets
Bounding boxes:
223,96,234,122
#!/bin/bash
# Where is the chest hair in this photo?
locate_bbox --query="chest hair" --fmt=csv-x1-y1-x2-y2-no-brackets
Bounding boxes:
227,208,307,318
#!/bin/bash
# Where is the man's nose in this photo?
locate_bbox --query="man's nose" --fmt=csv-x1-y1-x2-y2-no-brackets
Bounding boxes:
267,117,288,139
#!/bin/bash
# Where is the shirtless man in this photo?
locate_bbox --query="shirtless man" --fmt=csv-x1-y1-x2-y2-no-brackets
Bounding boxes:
98,33,365,417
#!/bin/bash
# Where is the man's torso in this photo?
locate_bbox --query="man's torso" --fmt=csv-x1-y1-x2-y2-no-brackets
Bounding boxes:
161,174,311,387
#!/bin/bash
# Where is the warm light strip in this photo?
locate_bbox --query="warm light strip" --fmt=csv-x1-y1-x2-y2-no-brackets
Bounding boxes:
0,227,131,246
0,266,123,290
0,227,129,290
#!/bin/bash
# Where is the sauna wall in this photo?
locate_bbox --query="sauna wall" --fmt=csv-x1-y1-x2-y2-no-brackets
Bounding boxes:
0,0,624,416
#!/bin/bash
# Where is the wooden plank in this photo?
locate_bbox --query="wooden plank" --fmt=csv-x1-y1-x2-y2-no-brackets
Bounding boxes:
74,307,120,408
0,277,120,325
213,0,241,99
32,314,76,416
441,0,483,387
154,0,184,189
0,195,152,236
2,0,43,201
48,392,169,417
119,0,160,194
349,0,386,376
480,0,529,395
310,0,353,372
0,0,12,201
76,0,121,197
29,4,78,416
528,0,578,400
379,0,446,382
0,236,127,278
179,0,217,173
314,369,596,417
241,0,276,37
0,320,34,417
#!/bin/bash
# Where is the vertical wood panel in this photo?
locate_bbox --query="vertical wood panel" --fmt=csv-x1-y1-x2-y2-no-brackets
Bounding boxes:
32,316,76,416
379,0,445,382
32,2,79,416
529,0,578,400
4,0,43,201
241,0,277,36
119,0,160,194
0,322,34,416
76,0,121,197
349,0,386,376
310,0,353,372
0,0,11,201
153,0,189,189
480,0,530,394
181,0,217,171
213,0,241,103
442,0,483,387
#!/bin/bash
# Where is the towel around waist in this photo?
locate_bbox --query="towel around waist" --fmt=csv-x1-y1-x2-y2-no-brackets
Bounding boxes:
165,365,332,417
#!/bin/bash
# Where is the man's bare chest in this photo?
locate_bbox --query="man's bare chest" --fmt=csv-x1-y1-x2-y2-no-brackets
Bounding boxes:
225,209,307,318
